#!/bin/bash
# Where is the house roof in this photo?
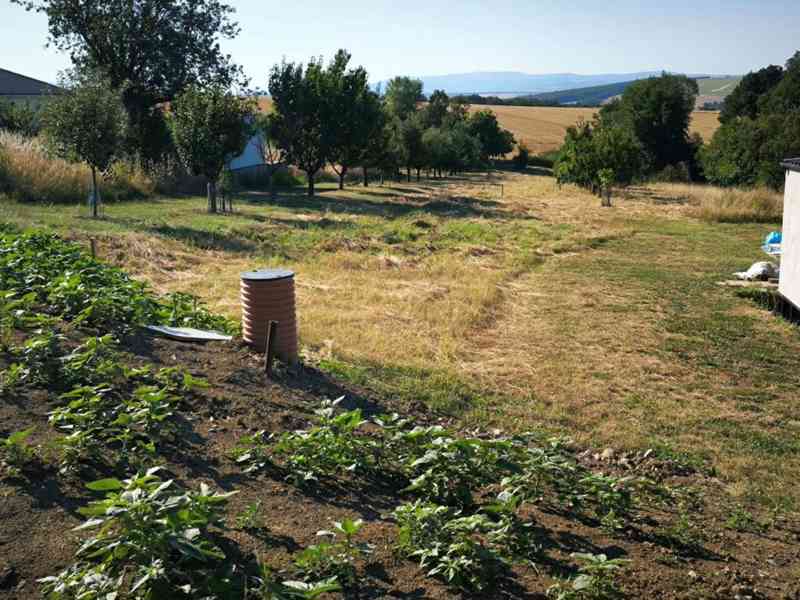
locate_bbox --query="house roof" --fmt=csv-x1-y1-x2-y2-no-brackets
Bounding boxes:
783,158,800,173
0,68,61,97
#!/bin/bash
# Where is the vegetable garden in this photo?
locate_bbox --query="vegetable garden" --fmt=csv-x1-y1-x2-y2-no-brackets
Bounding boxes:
0,228,798,599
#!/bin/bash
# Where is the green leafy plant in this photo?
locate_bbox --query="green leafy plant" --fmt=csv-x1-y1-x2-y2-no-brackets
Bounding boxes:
0,427,36,477
0,231,237,334
577,473,635,531
252,565,341,599
235,500,263,530
231,430,275,474
401,435,518,508
273,398,373,484
294,518,372,588
547,553,629,600
2,329,63,390
39,468,237,599
50,381,179,470
725,506,768,534
394,501,509,591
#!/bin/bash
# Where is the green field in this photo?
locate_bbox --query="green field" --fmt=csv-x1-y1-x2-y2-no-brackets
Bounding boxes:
696,76,743,97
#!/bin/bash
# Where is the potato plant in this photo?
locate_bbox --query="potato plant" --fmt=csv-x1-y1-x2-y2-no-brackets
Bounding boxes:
0,231,237,334
293,518,372,588
393,501,510,592
272,398,374,484
0,427,36,478
39,468,237,599
547,553,629,600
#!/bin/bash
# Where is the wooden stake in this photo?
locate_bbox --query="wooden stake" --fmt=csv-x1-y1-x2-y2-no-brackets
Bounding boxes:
90,238,96,258
264,320,278,377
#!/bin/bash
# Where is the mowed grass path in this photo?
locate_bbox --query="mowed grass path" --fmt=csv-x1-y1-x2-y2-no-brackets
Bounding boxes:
2,172,797,511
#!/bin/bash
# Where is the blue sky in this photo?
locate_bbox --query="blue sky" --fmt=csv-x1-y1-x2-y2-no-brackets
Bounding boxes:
3,0,799,85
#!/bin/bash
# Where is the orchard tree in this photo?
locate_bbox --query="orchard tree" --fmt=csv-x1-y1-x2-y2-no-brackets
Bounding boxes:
14,0,245,160
600,73,698,171
384,76,423,120
422,89,450,128
468,109,514,162
327,55,382,190
395,114,426,181
170,85,254,213
41,77,127,217
269,53,349,197
362,120,396,185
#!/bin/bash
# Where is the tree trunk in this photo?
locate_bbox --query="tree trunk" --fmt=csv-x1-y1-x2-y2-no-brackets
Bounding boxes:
338,167,346,190
363,167,368,187
207,180,217,214
90,166,99,219
406,167,411,183
416,168,421,182
308,174,315,197
380,172,384,186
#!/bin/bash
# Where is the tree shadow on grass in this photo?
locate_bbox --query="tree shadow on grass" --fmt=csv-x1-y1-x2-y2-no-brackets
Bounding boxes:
238,187,514,221
144,223,257,253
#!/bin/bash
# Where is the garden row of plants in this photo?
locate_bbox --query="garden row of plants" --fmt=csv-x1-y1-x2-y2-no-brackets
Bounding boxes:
0,229,682,598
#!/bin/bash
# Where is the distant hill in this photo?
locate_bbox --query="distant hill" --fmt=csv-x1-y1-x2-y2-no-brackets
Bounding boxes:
487,75,744,109
375,71,739,97
525,80,636,106
376,71,665,96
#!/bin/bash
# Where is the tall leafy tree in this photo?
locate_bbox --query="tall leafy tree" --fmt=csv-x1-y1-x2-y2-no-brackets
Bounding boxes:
269,52,355,196
14,0,245,160
169,85,254,213
327,55,382,190
395,114,426,181
422,89,450,128
468,109,515,162
600,73,698,172
760,51,800,115
720,65,784,123
41,77,127,217
384,76,423,121
702,50,800,189
362,119,396,186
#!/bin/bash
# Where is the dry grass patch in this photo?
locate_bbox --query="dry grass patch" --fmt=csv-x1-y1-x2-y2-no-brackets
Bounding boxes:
0,131,154,204
672,183,784,223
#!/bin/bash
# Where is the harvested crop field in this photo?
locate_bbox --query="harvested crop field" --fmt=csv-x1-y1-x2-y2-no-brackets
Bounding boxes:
468,105,722,154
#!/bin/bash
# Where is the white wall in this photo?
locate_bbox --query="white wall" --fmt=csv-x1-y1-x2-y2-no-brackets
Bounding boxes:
228,133,263,171
779,170,800,307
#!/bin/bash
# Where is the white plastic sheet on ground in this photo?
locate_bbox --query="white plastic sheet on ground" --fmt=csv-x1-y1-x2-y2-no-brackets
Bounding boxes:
145,326,232,342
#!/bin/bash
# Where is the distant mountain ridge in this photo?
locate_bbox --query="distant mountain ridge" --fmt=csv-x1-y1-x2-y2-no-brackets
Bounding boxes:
375,70,731,97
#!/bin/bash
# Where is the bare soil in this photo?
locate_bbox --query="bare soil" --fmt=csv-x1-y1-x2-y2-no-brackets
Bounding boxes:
1,331,799,599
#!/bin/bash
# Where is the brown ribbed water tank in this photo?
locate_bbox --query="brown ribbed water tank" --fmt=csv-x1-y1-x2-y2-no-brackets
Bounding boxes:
240,269,298,363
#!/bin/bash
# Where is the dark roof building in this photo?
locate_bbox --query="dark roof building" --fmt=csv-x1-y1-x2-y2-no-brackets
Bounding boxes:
0,68,61,98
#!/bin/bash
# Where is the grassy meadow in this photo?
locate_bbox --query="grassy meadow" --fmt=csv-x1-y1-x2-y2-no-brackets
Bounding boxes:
2,169,795,513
